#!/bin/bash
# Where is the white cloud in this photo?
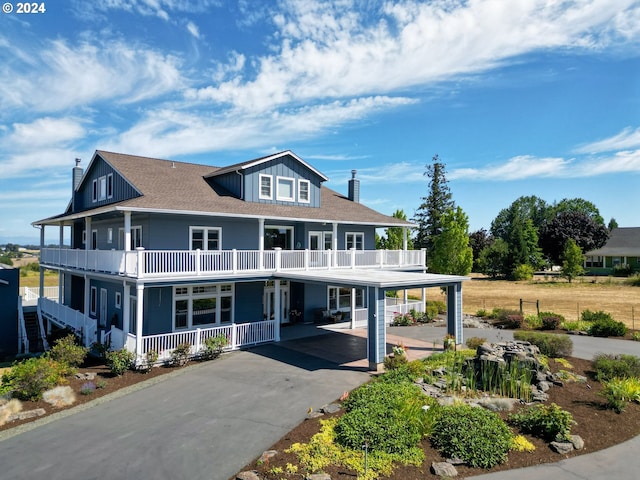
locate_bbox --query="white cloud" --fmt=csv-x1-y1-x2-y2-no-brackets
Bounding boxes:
78,0,220,19
580,149,640,175
192,0,640,113
7,117,85,148
0,149,79,178
575,126,640,153
186,21,201,39
0,39,184,114
451,156,573,181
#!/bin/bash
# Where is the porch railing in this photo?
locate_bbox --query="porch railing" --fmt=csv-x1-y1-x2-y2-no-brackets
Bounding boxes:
385,299,425,324
38,297,96,348
40,247,425,278
352,307,368,329
17,296,29,354
103,320,276,363
20,286,59,305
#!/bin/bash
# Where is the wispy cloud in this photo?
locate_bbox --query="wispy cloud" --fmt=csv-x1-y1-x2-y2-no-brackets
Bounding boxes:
186,21,201,39
6,117,85,148
451,156,574,180
575,126,640,153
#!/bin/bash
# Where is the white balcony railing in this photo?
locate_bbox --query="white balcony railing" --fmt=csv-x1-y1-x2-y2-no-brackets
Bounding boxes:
38,297,97,348
40,247,425,279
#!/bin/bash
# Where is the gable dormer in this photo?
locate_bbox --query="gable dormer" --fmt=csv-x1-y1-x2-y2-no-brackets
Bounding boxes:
72,152,141,213
206,151,328,208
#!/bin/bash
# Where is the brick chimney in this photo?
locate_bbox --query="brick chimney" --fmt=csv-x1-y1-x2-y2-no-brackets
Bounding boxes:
348,169,360,203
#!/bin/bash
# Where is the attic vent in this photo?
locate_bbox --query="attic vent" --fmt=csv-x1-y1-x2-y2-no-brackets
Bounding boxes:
171,161,176,168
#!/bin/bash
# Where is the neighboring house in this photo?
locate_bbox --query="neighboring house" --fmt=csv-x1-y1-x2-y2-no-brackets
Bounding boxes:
585,227,640,275
0,264,19,360
33,150,468,370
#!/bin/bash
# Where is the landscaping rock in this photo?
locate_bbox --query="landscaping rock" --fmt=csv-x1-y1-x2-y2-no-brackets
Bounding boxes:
74,372,97,380
446,456,465,465
320,403,341,414
550,441,574,454
570,435,585,450
307,411,324,419
431,461,458,477
236,471,260,480
537,380,551,392
258,450,277,463
305,474,331,480
8,408,46,422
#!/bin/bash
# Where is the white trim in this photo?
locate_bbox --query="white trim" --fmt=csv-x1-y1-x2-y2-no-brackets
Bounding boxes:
309,231,332,250
118,225,142,250
298,179,310,203
259,174,273,200
189,226,222,251
276,176,295,202
107,227,113,244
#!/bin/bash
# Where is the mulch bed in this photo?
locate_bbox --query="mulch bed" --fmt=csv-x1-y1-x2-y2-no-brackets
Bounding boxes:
237,356,640,479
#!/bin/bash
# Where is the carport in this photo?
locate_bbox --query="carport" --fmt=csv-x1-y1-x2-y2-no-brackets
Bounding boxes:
278,269,469,370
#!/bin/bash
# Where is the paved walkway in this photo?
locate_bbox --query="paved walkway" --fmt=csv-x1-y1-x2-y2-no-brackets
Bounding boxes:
1,323,639,480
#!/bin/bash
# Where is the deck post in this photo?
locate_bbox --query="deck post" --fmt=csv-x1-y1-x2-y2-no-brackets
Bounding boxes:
367,287,386,372
122,282,130,348
135,283,144,363
274,280,281,342
446,283,464,345
136,247,145,278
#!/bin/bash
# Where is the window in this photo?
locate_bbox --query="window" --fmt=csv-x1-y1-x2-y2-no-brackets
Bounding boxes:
92,176,109,202
115,292,122,309
259,174,272,200
265,226,294,250
91,230,98,250
190,227,221,250
276,176,295,201
346,232,364,250
298,179,310,203
329,287,365,311
107,174,114,199
98,176,107,200
82,230,86,245
90,286,97,315
309,231,333,250
92,180,98,202
118,226,142,250
107,228,113,244
173,284,234,330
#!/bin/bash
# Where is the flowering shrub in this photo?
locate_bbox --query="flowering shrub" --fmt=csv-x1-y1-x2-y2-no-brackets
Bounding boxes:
391,313,415,326
80,382,96,395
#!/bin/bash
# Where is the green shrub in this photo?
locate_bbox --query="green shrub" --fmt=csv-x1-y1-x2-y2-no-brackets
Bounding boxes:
561,320,591,332
524,314,542,330
49,334,88,373
426,300,446,314
512,264,534,281
466,337,487,349
170,343,192,367
423,304,440,322
493,309,523,329
431,404,513,468
600,377,640,413
140,350,158,373
626,274,640,286
336,382,431,455
105,349,135,376
588,317,627,337
592,353,640,382
508,403,574,441
1,356,66,401
476,309,489,318
632,331,640,341
379,360,426,384
513,331,573,357
200,335,228,360
581,309,613,322
383,352,408,371
391,313,414,326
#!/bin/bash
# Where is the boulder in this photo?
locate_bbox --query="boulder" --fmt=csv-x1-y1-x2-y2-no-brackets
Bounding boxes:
431,461,458,477
258,450,277,463
550,441,574,454
320,403,341,414
305,474,331,480
570,435,585,450
236,472,260,480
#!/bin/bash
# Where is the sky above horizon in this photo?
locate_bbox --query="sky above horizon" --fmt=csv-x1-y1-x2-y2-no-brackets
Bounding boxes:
1,0,639,244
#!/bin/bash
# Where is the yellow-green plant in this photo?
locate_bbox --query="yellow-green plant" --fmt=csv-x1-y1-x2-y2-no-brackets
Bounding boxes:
600,377,640,413
511,435,535,452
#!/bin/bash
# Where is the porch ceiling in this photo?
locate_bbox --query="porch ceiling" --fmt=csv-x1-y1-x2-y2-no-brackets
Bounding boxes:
277,269,469,289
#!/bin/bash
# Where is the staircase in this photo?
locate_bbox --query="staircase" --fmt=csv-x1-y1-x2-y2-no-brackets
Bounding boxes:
23,310,44,353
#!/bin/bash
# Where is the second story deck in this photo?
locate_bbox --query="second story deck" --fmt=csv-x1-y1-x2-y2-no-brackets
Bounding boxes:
40,247,426,280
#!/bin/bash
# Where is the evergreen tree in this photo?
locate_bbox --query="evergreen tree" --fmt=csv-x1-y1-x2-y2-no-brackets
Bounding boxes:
561,238,585,283
430,207,473,275
608,218,619,231
507,215,543,276
412,154,454,259
478,239,510,278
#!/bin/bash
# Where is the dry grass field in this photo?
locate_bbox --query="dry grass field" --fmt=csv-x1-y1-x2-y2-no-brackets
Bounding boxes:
413,273,640,329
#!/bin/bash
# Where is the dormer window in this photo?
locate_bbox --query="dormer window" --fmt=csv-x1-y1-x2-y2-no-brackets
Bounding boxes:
92,175,109,202
298,179,310,203
276,176,295,201
259,174,272,200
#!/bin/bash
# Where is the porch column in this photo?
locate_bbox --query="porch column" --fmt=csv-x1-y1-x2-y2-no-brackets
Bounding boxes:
85,217,91,250
402,227,408,250
39,225,45,295
258,218,265,270
332,222,338,268
122,282,131,342
350,288,356,329
124,211,131,251
58,223,64,301
274,280,281,342
135,283,144,362
367,287,386,372
83,274,90,315
446,283,464,345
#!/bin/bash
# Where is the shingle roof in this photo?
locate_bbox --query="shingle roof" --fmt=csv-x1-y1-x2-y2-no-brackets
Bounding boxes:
586,227,640,256
36,150,412,227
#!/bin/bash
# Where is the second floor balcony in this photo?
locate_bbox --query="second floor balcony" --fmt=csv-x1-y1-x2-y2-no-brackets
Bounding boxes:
40,247,426,279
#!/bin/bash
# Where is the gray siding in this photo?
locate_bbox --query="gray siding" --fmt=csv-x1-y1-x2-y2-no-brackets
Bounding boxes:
74,155,139,212
235,282,264,322
303,283,327,321
144,287,173,335
0,267,19,359
211,173,242,198
243,155,323,207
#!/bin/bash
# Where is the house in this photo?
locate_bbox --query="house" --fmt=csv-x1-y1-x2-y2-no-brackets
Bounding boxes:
0,264,19,360
585,227,640,275
33,150,468,370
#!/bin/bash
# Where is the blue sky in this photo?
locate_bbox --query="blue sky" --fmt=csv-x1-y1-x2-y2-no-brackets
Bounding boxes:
1,0,639,244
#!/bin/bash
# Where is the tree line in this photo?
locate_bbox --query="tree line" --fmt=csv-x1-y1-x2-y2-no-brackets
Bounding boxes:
377,155,614,281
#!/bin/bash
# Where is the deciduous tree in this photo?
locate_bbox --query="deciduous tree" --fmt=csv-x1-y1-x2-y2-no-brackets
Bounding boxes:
539,211,609,264
379,209,413,250
430,207,473,276
561,239,585,283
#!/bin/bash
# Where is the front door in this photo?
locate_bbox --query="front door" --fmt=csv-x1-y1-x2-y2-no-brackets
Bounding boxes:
263,282,289,324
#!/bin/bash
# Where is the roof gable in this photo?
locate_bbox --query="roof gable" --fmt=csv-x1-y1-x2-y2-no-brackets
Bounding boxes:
586,227,640,256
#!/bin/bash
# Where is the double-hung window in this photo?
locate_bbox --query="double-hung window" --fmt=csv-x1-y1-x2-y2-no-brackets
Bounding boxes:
92,175,110,202
259,174,273,200
190,227,221,250
173,284,234,330
298,179,310,203
346,232,364,250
